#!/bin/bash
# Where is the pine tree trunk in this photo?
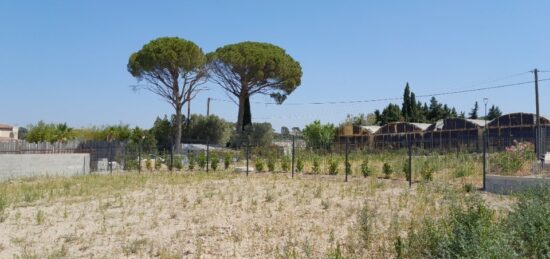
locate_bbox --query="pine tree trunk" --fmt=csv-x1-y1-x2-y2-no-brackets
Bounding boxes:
174,106,182,154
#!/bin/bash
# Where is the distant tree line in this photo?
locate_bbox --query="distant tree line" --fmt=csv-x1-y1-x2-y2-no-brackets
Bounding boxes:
371,83,502,125
22,114,277,150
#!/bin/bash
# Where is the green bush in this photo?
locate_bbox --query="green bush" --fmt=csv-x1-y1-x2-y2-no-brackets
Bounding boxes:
296,157,304,173
173,158,183,170
154,158,161,170
420,161,434,182
267,156,276,172
255,158,264,172
383,163,393,179
197,153,206,170
125,159,138,171
281,156,290,172
401,196,514,258
361,159,371,177
505,186,550,257
491,142,535,175
312,157,321,174
188,155,196,170
329,159,339,175
463,183,474,193
210,154,219,171
145,158,153,171
224,153,231,170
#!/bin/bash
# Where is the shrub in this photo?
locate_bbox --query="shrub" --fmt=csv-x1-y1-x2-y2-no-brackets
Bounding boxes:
383,163,393,179
267,156,276,172
255,158,264,172
173,158,183,170
402,196,514,258
505,186,550,257
296,157,304,172
420,161,434,182
361,159,371,177
125,159,138,171
312,157,321,174
197,153,206,170
454,162,474,178
463,183,474,193
145,158,153,171
329,159,339,175
154,158,162,170
210,154,219,171
281,156,290,172
188,155,196,170
491,141,535,175
224,153,231,170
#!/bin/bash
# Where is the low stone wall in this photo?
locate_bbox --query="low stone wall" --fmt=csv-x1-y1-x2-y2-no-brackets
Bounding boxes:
486,175,550,195
0,154,90,181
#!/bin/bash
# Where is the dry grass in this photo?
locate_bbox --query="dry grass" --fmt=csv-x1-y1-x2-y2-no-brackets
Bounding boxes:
0,169,512,258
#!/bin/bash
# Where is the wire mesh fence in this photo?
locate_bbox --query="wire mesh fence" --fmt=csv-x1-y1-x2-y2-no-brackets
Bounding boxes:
0,125,548,183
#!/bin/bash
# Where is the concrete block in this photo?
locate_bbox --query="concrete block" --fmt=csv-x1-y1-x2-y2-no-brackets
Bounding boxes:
0,153,90,181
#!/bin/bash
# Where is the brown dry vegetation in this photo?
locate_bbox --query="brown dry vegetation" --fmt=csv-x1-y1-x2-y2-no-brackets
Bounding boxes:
0,168,513,258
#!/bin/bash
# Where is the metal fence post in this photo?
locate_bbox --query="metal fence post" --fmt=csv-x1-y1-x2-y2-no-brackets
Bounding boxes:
408,141,412,188
345,139,349,183
206,137,210,173
291,134,295,178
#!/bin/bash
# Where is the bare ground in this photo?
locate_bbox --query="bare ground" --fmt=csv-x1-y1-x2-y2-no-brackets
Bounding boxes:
0,172,512,258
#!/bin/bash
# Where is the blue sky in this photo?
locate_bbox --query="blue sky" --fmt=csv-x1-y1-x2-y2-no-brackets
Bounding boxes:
1,1,549,131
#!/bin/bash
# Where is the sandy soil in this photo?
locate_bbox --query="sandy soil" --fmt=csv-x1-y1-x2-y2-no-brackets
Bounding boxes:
0,173,512,258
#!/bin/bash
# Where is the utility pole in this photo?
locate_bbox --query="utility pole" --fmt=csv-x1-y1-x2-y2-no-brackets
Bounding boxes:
206,97,211,173
483,98,488,190
533,69,543,168
207,97,211,117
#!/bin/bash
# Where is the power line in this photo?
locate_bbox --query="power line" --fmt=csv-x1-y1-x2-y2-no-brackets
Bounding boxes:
211,78,550,106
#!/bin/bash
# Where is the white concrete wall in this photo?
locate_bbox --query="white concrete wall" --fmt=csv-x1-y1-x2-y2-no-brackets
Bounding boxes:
0,153,90,181
0,129,11,138
486,175,550,194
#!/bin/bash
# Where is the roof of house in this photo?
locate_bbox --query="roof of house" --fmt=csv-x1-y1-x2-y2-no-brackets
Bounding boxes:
0,124,13,130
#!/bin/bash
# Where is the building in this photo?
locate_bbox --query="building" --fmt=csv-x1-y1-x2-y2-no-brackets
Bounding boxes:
0,124,18,141
424,118,485,151
335,124,380,150
487,112,550,151
373,122,431,149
